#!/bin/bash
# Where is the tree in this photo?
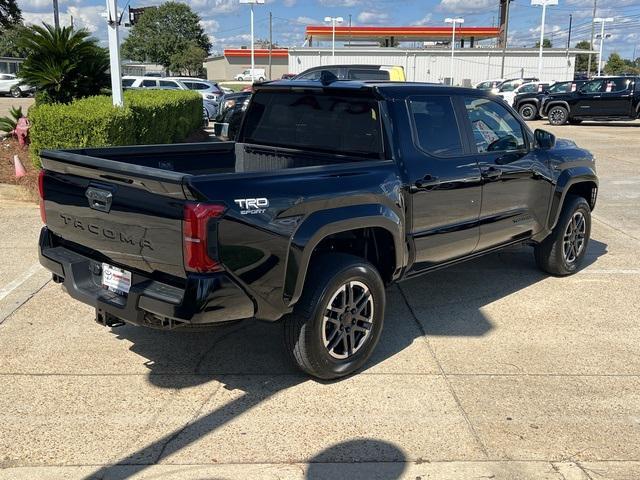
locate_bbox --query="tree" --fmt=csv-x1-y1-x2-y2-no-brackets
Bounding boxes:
603,52,627,75
0,0,22,29
574,40,591,73
535,38,552,48
122,2,211,70
169,42,206,76
17,24,109,104
0,24,31,57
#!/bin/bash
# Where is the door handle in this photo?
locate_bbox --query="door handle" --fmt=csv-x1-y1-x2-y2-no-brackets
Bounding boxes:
481,167,503,180
414,174,439,189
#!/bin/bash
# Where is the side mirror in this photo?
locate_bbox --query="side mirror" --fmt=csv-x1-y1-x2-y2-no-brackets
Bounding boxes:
534,129,556,150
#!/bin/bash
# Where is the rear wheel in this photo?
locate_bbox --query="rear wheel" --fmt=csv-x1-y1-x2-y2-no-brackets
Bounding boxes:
548,105,569,125
518,103,538,121
534,195,591,276
284,253,385,380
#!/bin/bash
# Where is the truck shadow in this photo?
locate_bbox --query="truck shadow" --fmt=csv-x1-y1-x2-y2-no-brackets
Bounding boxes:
83,240,607,479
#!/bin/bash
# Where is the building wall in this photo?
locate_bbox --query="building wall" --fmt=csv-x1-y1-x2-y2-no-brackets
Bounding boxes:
204,56,289,81
288,48,578,84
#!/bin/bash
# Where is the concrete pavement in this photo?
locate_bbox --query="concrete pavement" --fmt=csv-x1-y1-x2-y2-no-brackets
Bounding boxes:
1,121,639,479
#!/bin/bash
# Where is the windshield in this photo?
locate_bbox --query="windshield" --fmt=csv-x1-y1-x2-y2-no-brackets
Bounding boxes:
242,91,383,159
499,80,521,92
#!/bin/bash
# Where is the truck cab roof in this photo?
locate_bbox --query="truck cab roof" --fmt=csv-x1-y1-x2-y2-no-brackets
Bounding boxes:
256,79,489,99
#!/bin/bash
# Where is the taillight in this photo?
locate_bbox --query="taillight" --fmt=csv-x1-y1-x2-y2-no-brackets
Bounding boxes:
182,203,226,273
38,169,46,224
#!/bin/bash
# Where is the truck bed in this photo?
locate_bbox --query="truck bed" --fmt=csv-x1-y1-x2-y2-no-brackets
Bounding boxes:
43,141,371,178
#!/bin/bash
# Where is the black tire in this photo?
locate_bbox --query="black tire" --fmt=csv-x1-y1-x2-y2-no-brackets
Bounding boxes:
284,253,385,380
518,103,538,121
10,86,22,98
548,105,569,125
258,77,265,81
568,118,583,125
534,195,591,276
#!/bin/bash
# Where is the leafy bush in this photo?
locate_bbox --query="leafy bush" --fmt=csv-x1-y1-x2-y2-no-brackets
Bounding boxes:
29,90,202,167
17,24,109,104
0,106,24,134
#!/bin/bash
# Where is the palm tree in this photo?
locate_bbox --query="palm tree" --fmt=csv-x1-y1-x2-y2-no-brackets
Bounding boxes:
17,23,109,104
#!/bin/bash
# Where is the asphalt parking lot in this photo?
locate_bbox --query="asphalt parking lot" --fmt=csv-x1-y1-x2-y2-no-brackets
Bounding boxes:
1,117,639,479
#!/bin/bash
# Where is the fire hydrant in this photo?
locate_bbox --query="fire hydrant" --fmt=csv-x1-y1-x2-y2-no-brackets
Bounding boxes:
14,117,30,147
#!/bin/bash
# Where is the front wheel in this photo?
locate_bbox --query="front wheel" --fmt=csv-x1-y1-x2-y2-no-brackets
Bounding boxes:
534,195,591,276
518,103,538,121
10,86,22,98
284,253,385,380
548,105,569,125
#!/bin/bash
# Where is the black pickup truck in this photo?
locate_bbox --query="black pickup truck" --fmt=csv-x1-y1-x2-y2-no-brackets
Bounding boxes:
38,79,598,379
513,80,586,121
543,76,640,125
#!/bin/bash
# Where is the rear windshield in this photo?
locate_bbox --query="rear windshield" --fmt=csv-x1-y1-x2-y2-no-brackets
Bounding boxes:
242,91,383,159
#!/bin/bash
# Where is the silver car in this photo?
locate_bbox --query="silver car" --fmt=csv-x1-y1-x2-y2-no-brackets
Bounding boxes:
164,77,224,102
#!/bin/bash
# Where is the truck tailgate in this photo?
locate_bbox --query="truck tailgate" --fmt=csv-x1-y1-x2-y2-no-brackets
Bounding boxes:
41,152,190,279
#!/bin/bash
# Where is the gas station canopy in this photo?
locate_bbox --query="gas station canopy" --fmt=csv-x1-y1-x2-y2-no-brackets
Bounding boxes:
305,25,501,44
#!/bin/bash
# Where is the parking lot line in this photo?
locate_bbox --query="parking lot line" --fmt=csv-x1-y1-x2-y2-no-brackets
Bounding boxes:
0,263,42,302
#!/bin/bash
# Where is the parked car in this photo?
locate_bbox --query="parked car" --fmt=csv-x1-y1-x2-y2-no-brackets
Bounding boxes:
122,75,217,123
37,79,598,379
497,81,548,107
0,73,34,98
165,77,224,101
234,68,266,81
515,80,587,121
212,91,251,140
543,76,640,125
294,64,406,81
474,78,505,91
493,77,539,95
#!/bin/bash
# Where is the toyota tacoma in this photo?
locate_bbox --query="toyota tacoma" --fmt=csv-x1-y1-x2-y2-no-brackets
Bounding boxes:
38,78,598,379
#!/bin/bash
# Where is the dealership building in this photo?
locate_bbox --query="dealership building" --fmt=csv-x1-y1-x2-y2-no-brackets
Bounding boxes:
205,25,588,84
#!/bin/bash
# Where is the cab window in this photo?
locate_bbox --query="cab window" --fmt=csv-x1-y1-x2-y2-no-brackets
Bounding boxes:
408,96,464,157
463,97,526,153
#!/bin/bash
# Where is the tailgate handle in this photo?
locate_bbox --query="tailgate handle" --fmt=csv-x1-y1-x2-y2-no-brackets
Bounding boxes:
86,187,113,213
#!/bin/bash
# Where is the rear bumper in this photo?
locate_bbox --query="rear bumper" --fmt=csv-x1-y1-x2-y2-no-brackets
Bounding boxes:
39,228,255,328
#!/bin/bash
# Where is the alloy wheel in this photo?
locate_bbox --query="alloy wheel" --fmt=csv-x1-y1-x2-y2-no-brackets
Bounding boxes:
563,211,586,264
321,280,374,360
550,108,566,125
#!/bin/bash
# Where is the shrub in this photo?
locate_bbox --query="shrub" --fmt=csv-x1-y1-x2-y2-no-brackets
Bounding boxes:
29,90,202,167
17,24,109,104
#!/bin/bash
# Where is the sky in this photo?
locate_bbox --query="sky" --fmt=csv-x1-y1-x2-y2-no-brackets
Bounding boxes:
15,0,640,59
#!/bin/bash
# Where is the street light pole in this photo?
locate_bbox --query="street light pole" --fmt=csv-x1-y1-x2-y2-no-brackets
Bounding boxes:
531,0,558,81
594,17,613,76
587,0,597,77
324,16,344,63
444,17,464,86
240,0,265,81
105,0,123,107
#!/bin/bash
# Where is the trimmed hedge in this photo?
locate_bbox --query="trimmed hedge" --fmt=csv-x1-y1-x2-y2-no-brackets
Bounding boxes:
30,89,203,167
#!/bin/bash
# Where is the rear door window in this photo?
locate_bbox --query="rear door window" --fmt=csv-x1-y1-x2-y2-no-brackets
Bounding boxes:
142,79,157,88
408,96,464,157
159,80,181,89
242,91,383,159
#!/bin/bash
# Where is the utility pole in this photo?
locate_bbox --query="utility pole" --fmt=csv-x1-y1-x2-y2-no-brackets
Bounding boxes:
587,0,597,77
565,14,572,80
348,14,352,46
268,11,272,80
105,0,123,106
52,0,60,28
500,0,511,78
